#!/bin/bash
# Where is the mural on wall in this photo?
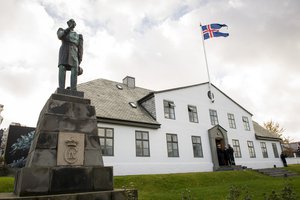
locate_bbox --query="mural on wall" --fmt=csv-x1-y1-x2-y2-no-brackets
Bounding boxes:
4,125,35,168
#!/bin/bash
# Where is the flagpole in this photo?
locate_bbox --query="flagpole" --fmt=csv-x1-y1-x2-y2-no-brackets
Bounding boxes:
200,23,214,103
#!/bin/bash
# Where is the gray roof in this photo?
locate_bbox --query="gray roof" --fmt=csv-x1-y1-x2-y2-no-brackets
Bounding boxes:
253,121,281,141
78,78,160,128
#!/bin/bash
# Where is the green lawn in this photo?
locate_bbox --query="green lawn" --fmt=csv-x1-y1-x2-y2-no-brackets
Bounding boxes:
1,165,300,199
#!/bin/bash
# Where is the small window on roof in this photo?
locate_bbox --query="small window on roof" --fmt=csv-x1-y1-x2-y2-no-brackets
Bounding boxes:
116,84,123,90
129,102,137,108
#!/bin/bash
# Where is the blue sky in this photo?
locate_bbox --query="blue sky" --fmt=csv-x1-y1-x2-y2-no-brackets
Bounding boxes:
0,0,300,141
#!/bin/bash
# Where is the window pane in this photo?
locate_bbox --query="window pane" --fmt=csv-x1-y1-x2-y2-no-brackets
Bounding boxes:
143,141,149,148
106,139,113,147
136,132,142,139
100,138,105,146
167,134,172,141
143,149,149,156
106,147,113,156
136,148,142,156
172,143,178,150
192,136,197,143
136,141,142,148
173,149,179,157
106,129,113,137
172,135,178,142
98,128,105,137
143,132,148,140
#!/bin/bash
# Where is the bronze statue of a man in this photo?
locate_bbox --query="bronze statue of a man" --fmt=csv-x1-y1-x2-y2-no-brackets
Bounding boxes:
57,19,83,91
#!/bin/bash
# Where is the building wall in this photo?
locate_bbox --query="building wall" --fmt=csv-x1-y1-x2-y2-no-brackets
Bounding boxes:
150,84,283,171
99,84,283,175
99,123,212,175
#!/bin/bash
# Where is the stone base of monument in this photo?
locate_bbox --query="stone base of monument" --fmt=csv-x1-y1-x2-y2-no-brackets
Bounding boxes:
14,166,113,196
11,89,137,199
0,189,138,200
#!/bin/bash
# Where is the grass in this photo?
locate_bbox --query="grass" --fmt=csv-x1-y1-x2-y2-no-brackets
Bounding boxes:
0,177,14,193
1,165,300,199
114,168,300,200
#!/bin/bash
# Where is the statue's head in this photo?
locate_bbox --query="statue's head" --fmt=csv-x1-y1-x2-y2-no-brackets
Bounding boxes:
67,19,76,28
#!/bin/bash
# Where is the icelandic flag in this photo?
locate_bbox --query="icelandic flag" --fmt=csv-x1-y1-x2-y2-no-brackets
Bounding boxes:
201,24,229,40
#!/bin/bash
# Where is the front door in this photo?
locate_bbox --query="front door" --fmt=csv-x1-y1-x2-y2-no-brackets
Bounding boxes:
208,125,228,170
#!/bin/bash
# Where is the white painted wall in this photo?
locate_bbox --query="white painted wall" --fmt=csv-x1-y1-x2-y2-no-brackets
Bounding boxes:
286,154,300,165
99,84,284,175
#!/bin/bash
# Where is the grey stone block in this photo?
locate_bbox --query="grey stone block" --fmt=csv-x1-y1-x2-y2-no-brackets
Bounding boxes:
47,100,96,119
2,190,132,200
85,135,101,150
28,149,57,167
50,167,92,193
38,114,97,133
14,167,50,196
55,88,84,98
76,192,111,200
93,167,113,191
84,149,103,166
36,132,58,149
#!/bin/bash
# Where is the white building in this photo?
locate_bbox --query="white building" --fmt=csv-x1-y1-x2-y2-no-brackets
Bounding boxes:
78,76,282,175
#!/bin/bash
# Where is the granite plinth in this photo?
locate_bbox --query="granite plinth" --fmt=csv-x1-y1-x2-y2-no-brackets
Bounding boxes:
14,166,113,196
14,91,109,197
26,91,103,168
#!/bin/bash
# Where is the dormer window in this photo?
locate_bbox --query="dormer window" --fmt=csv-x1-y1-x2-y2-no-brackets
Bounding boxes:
129,102,137,108
116,84,123,90
163,100,175,119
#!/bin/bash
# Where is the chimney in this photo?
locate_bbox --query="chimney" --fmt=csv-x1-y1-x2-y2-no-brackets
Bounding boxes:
123,76,135,89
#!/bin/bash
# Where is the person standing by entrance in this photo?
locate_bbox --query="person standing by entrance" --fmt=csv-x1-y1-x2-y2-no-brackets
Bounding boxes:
217,144,225,166
226,144,235,166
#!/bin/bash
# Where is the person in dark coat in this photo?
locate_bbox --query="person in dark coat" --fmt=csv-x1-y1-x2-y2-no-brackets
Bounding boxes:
226,144,235,166
217,144,225,166
280,152,288,167
57,19,83,90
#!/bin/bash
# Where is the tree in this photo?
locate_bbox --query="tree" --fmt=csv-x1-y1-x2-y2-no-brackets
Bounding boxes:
264,120,294,156
263,120,285,138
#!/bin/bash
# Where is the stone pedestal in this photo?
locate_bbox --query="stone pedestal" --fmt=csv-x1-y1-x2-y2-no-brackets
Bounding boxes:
13,89,130,198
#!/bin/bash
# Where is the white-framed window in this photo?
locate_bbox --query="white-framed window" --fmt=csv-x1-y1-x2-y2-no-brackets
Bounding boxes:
247,141,256,158
98,127,114,156
227,113,236,129
191,136,203,157
232,139,242,158
260,142,268,158
188,105,198,123
164,100,175,119
166,133,179,157
242,116,251,131
136,131,150,157
209,109,219,125
272,143,279,158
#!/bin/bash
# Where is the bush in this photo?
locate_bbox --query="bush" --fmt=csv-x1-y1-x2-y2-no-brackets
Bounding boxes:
226,180,298,200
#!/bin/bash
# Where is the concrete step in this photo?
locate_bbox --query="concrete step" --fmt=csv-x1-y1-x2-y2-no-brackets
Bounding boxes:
216,165,247,171
255,168,299,177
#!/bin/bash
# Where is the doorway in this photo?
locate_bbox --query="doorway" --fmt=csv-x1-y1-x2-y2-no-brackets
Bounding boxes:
208,125,228,170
